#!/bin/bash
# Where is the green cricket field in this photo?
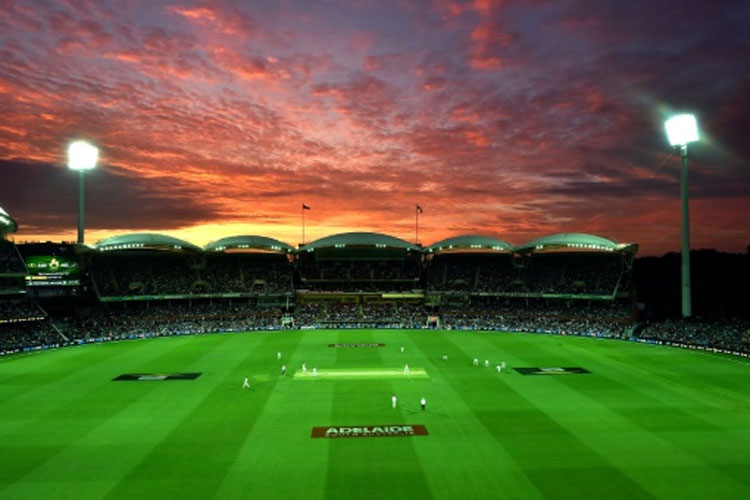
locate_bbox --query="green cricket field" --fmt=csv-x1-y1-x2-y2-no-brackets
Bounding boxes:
1,329,749,499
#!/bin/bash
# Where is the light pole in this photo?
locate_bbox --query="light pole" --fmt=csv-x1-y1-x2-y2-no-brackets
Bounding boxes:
664,114,699,318
67,140,99,244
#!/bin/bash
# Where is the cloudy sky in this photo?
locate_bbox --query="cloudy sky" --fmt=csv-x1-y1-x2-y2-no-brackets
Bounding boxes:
0,0,748,255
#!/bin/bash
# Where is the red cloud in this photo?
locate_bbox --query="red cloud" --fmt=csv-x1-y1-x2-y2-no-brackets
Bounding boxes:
469,22,515,69
167,4,256,38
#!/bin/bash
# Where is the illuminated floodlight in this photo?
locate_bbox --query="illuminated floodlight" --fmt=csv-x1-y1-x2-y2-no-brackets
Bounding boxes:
664,114,699,147
68,140,99,244
67,141,99,170
663,113,700,318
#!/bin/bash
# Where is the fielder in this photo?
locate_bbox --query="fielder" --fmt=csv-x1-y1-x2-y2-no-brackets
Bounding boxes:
473,358,479,366
302,363,307,374
484,359,489,368
404,363,410,374
242,377,250,389
392,395,398,409
281,365,286,376
420,397,426,411
277,351,282,360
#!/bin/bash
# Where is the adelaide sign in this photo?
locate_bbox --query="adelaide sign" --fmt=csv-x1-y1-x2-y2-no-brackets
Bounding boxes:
311,425,428,439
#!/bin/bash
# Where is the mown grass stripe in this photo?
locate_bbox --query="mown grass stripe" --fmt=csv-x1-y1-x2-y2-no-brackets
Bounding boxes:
323,329,435,500
3,334,254,498
102,332,303,499
420,330,657,499
476,332,748,497
0,337,203,457
407,330,545,499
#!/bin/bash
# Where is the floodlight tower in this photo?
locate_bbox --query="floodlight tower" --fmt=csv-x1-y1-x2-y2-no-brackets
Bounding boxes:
664,114,699,318
67,140,99,244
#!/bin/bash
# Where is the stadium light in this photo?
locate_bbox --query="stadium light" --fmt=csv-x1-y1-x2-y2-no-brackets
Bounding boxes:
665,114,699,147
67,140,99,244
664,113,699,318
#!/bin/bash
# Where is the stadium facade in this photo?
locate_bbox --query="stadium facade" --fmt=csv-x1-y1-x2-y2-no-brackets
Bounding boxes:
1,204,747,356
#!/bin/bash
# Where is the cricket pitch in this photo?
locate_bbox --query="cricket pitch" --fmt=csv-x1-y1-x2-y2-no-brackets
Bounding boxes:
293,367,428,380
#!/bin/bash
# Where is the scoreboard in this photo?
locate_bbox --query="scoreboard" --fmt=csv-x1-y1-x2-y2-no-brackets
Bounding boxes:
25,255,80,286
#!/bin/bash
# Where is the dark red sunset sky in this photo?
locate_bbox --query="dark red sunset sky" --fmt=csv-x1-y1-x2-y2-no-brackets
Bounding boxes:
1,0,748,255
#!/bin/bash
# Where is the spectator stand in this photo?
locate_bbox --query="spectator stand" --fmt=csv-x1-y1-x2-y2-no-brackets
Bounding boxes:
296,232,423,295
1,207,28,297
513,233,637,299
635,317,750,356
425,233,636,301
90,233,295,305
424,235,515,294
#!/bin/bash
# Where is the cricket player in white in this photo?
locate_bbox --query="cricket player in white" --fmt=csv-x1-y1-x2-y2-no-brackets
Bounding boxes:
281,365,286,375
242,377,250,388
420,397,426,411
302,363,307,374
441,354,448,361
404,364,409,374
312,367,317,377
392,395,397,408
473,358,479,366
496,365,501,373
484,359,489,368
400,346,405,352
277,352,281,360
501,361,506,371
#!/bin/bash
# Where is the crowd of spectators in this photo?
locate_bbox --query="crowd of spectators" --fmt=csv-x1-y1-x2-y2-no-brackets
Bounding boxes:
0,298,45,322
0,240,26,274
91,252,294,297
3,292,748,358
638,317,750,354
0,320,62,354
439,300,632,337
299,259,421,292
301,259,420,280
428,254,514,293
427,253,624,296
62,301,285,339
294,302,425,328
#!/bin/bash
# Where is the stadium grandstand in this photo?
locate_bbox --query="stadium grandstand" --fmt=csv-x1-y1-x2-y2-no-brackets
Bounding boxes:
1,212,749,357
90,233,294,299
298,232,422,292
0,206,25,278
1,206,59,353
0,205,27,288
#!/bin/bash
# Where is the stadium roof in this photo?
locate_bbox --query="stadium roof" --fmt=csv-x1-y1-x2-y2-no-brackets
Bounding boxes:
302,232,420,252
515,233,638,254
0,206,17,234
425,235,513,253
95,233,202,252
205,235,294,253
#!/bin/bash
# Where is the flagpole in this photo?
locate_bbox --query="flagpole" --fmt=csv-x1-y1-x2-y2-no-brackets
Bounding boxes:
302,205,306,245
415,205,419,244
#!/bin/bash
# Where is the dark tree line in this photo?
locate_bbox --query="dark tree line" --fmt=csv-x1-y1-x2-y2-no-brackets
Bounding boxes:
634,249,749,319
